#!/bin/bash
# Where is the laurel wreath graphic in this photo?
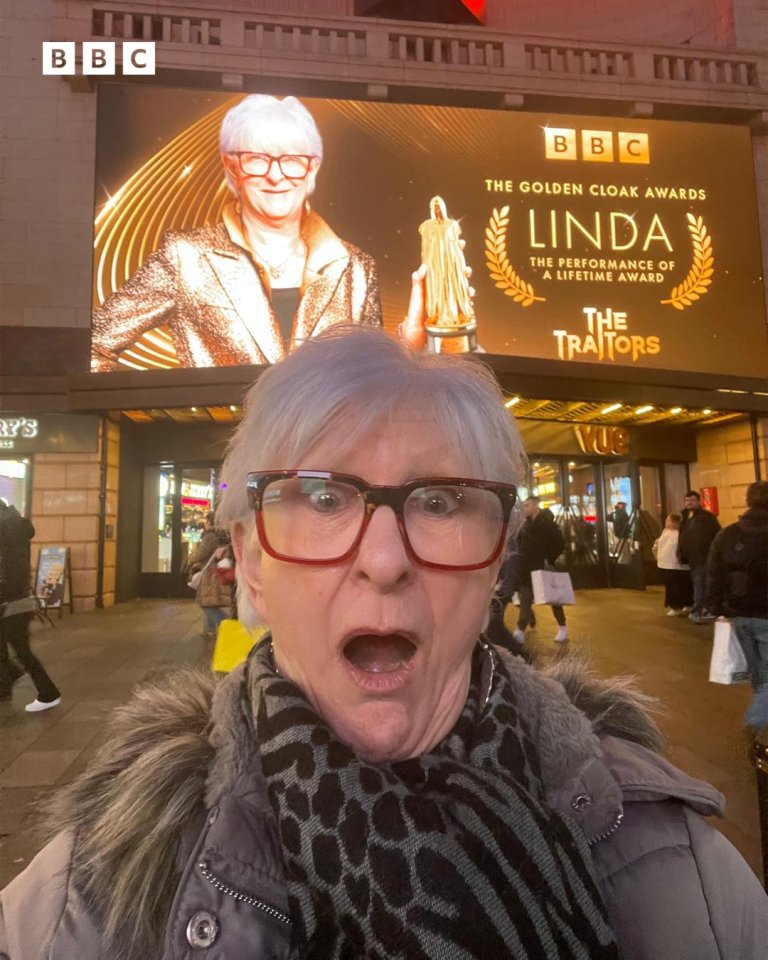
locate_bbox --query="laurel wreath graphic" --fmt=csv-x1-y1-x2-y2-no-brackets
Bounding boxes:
485,206,545,306
660,212,714,311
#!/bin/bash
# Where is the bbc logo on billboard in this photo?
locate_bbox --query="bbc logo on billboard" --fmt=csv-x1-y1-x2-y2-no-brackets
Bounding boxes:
42,42,156,75
544,127,650,164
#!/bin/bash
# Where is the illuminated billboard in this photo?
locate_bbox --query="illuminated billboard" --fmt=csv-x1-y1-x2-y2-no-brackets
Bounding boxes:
92,86,766,376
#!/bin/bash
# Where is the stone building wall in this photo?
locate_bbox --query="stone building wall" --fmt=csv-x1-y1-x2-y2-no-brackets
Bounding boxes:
485,0,736,47
690,417,767,525
0,0,96,337
29,418,119,611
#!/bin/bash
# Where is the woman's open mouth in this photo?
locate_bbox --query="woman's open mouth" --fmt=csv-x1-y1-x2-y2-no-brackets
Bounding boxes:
342,632,418,683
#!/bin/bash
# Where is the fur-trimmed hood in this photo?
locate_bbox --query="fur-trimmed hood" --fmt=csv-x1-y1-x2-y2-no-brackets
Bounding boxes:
40,652,723,960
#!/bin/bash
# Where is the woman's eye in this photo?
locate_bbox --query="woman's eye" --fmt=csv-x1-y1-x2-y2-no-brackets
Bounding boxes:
309,491,341,512
419,489,462,515
306,484,354,513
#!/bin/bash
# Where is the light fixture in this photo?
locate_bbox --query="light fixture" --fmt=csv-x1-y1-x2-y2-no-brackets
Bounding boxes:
191,406,197,412
670,407,682,415
229,405,237,412
601,402,622,415
505,396,520,408
703,408,712,415
634,405,653,415
568,461,575,467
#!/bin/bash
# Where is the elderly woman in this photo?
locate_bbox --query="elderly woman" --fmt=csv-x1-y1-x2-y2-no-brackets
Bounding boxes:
2,328,766,960
91,95,385,369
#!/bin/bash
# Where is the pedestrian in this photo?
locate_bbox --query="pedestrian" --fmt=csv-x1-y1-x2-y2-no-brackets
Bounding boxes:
0,501,61,712
184,514,233,639
678,490,721,623
3,326,766,958
484,546,524,653
607,500,632,561
706,481,768,730
513,495,568,644
653,514,693,616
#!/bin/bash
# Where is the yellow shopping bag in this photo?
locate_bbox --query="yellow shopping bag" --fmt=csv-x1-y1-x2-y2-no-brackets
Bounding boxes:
212,619,268,673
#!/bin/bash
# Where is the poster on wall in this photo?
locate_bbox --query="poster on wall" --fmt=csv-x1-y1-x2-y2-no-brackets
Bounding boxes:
91,86,766,376
35,545,72,612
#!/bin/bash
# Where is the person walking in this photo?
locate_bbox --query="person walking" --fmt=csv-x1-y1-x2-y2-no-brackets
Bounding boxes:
707,481,768,730
654,514,693,616
185,515,233,639
484,547,527,654
678,490,720,624
0,501,61,712
513,496,568,644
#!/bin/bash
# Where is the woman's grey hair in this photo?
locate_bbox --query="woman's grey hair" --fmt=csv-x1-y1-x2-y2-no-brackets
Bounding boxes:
219,95,323,195
217,325,527,535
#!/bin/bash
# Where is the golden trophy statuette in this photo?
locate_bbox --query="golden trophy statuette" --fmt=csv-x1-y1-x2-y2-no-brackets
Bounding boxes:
419,196,477,354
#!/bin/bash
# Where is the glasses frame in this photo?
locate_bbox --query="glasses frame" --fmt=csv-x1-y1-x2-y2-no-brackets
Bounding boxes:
227,152,317,180
246,470,517,571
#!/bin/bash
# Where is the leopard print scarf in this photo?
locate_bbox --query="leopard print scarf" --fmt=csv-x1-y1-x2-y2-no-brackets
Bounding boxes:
250,640,618,959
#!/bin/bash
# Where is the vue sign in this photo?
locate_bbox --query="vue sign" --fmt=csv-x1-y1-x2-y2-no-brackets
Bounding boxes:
574,424,629,456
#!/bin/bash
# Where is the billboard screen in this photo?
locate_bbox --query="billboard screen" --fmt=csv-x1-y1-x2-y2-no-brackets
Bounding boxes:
92,85,766,376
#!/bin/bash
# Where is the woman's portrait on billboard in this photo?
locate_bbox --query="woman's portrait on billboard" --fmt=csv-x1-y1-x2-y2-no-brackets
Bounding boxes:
92,96,390,370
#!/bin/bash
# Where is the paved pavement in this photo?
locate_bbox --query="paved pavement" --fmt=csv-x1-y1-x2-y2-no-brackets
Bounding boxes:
0,588,763,890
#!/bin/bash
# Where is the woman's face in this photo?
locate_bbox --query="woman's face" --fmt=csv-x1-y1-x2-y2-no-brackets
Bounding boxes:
234,415,502,763
222,141,318,229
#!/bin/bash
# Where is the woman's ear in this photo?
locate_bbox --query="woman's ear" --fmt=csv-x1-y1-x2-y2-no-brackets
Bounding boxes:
231,522,267,622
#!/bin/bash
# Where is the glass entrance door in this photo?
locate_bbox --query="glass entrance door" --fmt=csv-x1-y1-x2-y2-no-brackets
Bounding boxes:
139,462,219,597
563,460,604,588
603,460,645,588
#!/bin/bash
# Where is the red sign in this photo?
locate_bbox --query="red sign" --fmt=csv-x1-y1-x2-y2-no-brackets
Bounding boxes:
699,486,719,516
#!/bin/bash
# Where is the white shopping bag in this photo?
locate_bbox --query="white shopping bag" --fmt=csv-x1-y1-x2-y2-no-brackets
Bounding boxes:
708,618,750,684
531,568,575,606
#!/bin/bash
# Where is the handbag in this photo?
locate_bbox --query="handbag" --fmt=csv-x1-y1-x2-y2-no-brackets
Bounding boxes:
531,567,575,606
708,618,750,684
215,556,236,585
211,619,268,673
187,551,215,590
1,596,38,618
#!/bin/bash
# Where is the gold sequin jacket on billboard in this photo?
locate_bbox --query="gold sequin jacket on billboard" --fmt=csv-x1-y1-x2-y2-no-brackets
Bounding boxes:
90,202,383,370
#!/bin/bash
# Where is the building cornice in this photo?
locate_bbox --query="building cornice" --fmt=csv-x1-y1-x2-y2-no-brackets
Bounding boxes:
59,1,768,117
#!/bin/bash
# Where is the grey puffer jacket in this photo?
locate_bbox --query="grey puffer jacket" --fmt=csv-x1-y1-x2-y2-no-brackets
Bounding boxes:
0,653,765,959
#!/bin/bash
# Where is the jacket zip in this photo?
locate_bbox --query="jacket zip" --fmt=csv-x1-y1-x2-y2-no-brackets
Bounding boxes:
197,861,292,926
588,811,624,845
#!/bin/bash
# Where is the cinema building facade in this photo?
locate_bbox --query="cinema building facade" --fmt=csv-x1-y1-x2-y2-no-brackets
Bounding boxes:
1,0,766,608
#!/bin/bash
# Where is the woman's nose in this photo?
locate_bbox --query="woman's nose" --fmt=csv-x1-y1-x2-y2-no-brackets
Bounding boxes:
263,159,284,183
352,506,413,590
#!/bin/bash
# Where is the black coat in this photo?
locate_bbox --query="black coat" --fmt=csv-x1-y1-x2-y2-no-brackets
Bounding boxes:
678,507,720,566
0,505,35,604
517,509,565,583
706,508,768,618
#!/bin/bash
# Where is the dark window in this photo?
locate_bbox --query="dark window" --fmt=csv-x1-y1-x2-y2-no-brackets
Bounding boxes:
354,0,484,26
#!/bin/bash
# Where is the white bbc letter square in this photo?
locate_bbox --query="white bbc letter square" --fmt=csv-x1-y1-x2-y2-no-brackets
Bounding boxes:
42,41,76,75
83,41,116,75
122,42,156,75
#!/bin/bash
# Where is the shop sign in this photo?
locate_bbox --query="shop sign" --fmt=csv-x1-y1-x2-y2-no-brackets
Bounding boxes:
91,90,764,378
0,418,39,450
574,425,630,456
0,414,99,454
181,480,211,501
